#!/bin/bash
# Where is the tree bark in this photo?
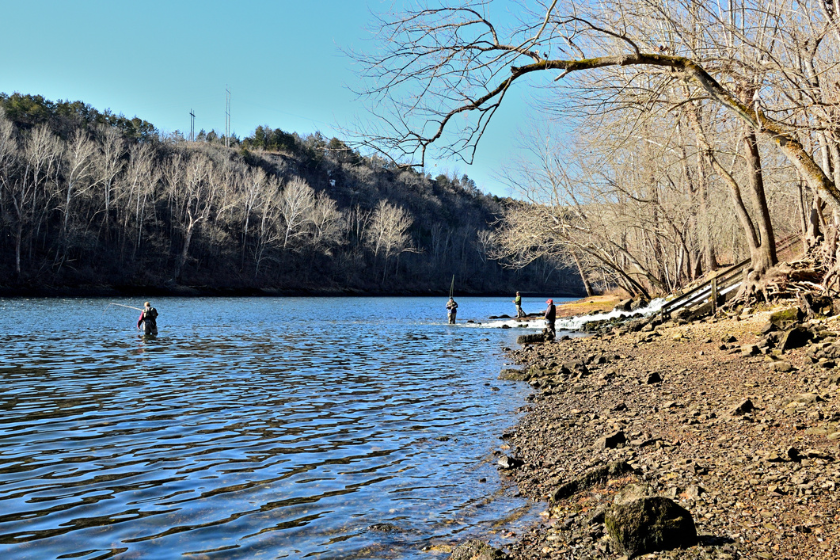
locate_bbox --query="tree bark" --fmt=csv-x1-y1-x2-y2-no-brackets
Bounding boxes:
741,128,777,271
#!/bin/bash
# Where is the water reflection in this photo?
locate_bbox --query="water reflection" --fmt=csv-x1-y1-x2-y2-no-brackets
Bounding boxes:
0,297,549,559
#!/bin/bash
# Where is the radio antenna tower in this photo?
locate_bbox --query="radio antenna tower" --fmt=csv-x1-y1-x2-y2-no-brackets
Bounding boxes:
189,109,195,142
225,87,231,148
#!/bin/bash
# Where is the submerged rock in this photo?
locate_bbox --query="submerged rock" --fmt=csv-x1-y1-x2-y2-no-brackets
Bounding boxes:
367,522,400,532
498,368,528,381
605,497,697,557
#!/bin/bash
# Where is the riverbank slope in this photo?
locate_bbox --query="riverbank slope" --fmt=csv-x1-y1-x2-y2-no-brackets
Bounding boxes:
501,310,840,559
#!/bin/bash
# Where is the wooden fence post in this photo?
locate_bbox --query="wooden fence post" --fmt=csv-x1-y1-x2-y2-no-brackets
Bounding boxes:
711,277,718,316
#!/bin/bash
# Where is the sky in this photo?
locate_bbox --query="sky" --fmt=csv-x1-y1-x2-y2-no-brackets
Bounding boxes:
0,0,538,197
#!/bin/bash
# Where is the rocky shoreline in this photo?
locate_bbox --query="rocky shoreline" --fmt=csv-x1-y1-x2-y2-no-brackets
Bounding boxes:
487,308,840,559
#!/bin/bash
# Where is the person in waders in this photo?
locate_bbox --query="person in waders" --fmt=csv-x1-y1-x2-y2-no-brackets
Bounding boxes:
514,291,525,318
137,302,158,336
544,299,556,341
446,297,458,324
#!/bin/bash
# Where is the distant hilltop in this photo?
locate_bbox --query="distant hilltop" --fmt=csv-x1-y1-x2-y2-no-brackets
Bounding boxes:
0,92,583,296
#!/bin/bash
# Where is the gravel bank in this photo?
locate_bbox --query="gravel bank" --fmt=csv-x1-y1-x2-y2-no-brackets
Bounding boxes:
500,311,840,559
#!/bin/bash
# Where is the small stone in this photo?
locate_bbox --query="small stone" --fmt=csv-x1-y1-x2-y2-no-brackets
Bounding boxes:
730,398,755,416
646,372,662,384
741,344,759,356
498,455,524,469
368,523,400,532
685,484,705,500
596,431,627,449
771,361,793,372
449,539,509,560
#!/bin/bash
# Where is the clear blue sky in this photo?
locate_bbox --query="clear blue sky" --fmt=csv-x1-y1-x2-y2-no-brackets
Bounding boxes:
0,0,537,197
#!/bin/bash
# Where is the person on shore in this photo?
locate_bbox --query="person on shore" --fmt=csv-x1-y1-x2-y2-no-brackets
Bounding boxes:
446,297,458,324
514,291,525,318
544,299,556,340
137,302,158,336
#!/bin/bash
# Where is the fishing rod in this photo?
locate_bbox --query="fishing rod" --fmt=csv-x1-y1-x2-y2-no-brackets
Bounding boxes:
449,275,455,298
106,303,144,312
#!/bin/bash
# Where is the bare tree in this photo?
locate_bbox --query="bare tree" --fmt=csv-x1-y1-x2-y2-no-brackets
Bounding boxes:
366,199,415,280
95,126,125,238
278,177,315,250
308,191,345,251
60,129,97,238
171,152,217,281
354,0,840,281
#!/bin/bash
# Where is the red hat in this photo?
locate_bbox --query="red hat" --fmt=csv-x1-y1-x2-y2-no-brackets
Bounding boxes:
546,299,553,304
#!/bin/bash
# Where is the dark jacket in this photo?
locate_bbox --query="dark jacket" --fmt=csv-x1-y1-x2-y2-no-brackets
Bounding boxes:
544,304,556,322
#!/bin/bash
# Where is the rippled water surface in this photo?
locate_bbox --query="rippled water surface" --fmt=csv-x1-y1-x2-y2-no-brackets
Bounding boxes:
0,296,565,559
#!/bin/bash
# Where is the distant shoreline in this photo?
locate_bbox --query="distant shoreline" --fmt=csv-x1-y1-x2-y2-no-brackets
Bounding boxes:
0,283,584,299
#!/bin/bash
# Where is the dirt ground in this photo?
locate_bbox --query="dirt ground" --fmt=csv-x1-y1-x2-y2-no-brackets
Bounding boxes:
500,310,840,559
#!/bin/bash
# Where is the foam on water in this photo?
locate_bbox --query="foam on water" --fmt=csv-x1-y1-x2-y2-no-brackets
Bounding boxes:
467,298,668,332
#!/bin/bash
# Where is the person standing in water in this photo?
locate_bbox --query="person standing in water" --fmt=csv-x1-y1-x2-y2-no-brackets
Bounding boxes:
446,297,458,324
514,291,525,318
544,299,556,340
137,302,159,336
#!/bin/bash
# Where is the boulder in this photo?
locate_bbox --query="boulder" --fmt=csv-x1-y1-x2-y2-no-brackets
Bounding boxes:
449,539,509,560
629,297,650,311
498,369,528,381
778,327,813,351
605,497,698,557
770,306,805,328
516,333,545,344
615,299,633,312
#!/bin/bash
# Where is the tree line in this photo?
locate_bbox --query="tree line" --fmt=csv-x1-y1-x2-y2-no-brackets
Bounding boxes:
354,0,840,299
0,93,581,295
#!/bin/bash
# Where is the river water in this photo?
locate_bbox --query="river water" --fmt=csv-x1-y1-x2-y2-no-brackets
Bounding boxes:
0,296,569,559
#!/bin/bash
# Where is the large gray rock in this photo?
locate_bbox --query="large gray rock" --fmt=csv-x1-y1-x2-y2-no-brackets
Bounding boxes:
778,326,812,351
769,306,805,328
605,497,697,557
498,369,528,381
615,299,633,312
449,539,508,560
516,333,546,345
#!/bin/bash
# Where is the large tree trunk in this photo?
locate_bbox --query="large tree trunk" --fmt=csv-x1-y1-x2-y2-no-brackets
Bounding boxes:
695,156,719,272
683,100,764,274
741,128,777,272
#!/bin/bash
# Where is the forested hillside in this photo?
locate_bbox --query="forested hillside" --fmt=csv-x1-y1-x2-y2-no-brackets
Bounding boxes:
0,93,581,296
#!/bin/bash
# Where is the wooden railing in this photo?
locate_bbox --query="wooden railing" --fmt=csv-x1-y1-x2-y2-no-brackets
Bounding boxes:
660,234,802,316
